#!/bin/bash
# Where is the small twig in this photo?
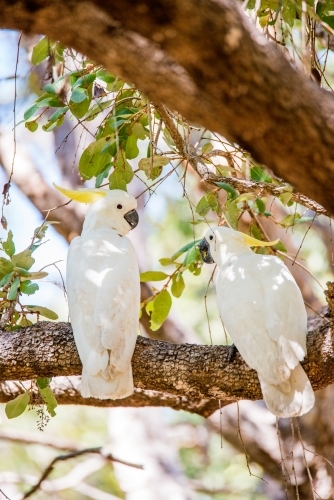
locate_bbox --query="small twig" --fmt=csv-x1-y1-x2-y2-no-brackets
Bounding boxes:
0,489,11,500
290,418,300,500
294,418,317,500
236,402,267,483
204,265,217,345
276,418,290,500
292,213,317,266
22,446,143,499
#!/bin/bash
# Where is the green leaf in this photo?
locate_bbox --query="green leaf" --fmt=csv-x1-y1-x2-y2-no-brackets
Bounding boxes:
202,143,213,154
37,377,52,389
14,267,31,277
279,192,294,206
26,305,58,320
115,153,134,183
85,100,113,121
96,69,115,83
125,134,139,159
20,280,39,295
109,171,127,191
38,386,57,417
170,239,201,262
140,271,169,282
138,155,169,180
223,200,239,230
250,166,272,183
195,193,218,217
11,250,35,270
71,87,88,103
44,79,65,95
250,224,263,241
279,213,301,228
159,258,173,266
274,241,287,253
31,37,51,65
147,290,172,331
73,73,96,88
183,245,202,267
19,316,33,327
23,103,39,121
0,272,14,287
215,182,238,200
36,96,65,108
95,164,112,188
7,277,20,300
5,392,30,419
171,273,185,298
70,98,90,119
282,0,296,27
317,3,334,29
79,137,113,180
48,106,69,123
255,198,266,213
233,192,255,204
69,82,93,118
132,122,146,140
25,271,48,280
0,257,13,279
25,121,38,132
3,230,15,257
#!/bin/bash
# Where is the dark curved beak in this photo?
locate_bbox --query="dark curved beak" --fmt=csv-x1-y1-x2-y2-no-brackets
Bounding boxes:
199,238,214,264
124,209,139,230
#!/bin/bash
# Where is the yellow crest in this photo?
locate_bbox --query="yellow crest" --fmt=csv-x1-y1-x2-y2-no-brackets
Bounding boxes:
242,233,279,247
53,183,107,204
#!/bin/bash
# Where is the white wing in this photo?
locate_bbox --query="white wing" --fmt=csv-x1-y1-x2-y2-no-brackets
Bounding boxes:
215,253,307,385
215,251,314,417
67,228,140,399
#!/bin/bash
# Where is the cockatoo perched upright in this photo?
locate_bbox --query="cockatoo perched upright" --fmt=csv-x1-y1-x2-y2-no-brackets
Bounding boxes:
54,184,140,400
199,226,315,418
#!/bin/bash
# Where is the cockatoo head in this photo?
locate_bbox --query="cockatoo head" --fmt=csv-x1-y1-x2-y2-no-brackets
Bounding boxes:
199,226,278,266
53,184,139,236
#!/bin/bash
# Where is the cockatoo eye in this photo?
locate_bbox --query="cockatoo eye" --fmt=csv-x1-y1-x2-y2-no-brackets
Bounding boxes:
209,235,213,240
117,204,123,209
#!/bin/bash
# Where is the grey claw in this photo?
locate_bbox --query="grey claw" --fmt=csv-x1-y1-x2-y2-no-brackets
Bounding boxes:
227,344,238,363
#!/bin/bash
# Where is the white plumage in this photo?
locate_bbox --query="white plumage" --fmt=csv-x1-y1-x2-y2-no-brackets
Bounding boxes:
54,184,140,400
199,226,315,418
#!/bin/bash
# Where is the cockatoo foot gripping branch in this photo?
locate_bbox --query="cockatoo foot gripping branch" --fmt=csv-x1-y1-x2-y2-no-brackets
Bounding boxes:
199,226,315,418
54,184,140,400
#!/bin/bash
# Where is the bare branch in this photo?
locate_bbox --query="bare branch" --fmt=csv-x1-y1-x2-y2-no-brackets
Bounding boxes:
22,446,143,499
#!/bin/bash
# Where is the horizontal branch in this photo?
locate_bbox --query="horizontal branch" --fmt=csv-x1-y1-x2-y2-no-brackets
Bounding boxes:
156,103,330,217
0,316,333,412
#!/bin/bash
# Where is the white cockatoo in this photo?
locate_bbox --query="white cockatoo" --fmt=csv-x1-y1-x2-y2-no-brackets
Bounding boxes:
54,184,140,400
199,226,315,418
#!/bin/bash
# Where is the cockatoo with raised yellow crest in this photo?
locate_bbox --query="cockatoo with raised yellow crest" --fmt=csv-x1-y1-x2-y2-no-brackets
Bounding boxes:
199,226,315,418
54,184,140,400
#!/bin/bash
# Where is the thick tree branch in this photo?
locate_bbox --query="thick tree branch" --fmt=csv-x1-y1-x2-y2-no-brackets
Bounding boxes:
0,379,220,417
0,317,332,410
1,1,334,214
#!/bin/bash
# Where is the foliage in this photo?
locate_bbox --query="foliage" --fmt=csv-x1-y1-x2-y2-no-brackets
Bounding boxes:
0,224,58,421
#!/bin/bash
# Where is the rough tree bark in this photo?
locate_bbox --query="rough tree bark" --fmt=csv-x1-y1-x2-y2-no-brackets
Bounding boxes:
0,318,332,415
1,0,334,214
